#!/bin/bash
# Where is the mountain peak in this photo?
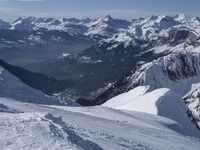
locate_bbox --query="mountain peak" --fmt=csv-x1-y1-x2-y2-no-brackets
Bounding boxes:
103,15,113,22
148,15,159,21
175,13,188,22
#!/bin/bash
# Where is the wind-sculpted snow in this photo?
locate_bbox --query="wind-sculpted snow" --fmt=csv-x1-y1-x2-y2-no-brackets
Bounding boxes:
0,112,82,150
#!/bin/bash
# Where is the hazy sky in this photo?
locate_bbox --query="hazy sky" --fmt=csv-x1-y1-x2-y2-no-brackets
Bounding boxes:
0,0,199,21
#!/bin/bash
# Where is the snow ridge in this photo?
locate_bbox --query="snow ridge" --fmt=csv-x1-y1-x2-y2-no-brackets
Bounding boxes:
123,52,200,93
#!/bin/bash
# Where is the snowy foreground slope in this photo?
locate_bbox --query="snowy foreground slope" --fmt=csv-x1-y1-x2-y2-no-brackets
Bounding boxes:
0,97,200,150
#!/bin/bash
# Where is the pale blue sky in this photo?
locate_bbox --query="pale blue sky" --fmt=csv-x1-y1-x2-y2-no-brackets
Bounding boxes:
0,0,199,21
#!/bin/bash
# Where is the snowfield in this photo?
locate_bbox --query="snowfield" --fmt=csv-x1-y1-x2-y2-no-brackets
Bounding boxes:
0,97,200,150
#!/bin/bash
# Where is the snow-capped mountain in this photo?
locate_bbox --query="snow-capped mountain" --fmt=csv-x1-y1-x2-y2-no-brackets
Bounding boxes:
95,52,200,103
115,52,200,94
10,17,91,35
94,52,200,130
0,14,198,42
1,14,200,49
99,14,200,50
8,15,131,39
85,15,131,38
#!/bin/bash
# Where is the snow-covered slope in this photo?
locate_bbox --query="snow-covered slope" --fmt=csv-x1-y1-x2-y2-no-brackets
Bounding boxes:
103,87,200,136
1,58,200,149
101,52,200,131
0,66,76,106
0,97,200,150
1,62,200,149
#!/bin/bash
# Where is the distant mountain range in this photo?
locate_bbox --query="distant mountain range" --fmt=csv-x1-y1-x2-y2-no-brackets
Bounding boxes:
0,14,199,40
0,15,130,38
1,14,200,101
